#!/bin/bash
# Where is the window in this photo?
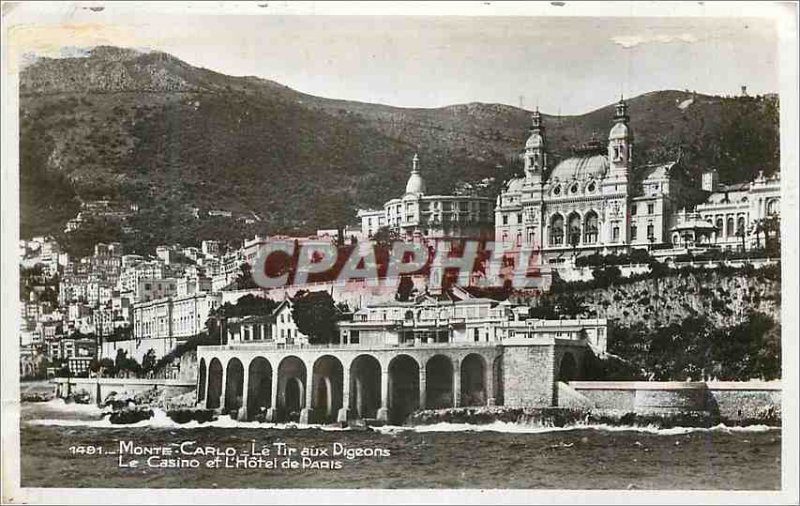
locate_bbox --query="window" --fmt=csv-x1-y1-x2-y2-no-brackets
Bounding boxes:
350,331,359,344
587,182,596,193
516,233,522,246
502,215,508,226
583,212,598,243
517,213,523,224
767,200,778,215
647,203,654,215
631,204,637,216
612,226,620,242
647,224,655,240
726,217,734,236
474,328,480,342
570,184,578,194
549,215,564,246
553,186,561,196
630,225,638,241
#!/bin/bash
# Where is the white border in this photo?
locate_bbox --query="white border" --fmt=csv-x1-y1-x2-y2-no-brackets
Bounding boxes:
2,2,798,505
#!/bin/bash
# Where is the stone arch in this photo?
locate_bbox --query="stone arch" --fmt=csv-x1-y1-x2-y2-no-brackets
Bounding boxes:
460,353,486,407
224,358,245,413
277,355,307,420
206,358,224,409
247,357,272,420
197,358,207,403
312,355,344,422
558,352,578,382
388,354,420,424
349,354,382,419
583,210,599,244
549,213,565,246
425,354,454,409
567,211,582,246
492,355,504,405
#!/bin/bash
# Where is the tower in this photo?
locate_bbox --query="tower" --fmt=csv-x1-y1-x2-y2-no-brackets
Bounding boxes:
404,153,426,195
524,109,547,182
608,97,633,180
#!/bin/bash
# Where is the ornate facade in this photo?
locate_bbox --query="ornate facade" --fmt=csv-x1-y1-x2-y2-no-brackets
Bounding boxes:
495,99,688,263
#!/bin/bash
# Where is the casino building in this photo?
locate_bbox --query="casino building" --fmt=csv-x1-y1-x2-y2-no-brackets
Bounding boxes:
495,98,781,263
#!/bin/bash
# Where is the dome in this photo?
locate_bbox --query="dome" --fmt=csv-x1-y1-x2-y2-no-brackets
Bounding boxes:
548,155,609,181
525,133,544,149
505,177,525,193
405,172,426,195
404,153,426,195
609,122,630,140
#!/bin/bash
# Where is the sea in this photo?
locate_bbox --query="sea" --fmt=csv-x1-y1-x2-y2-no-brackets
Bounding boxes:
18,400,781,490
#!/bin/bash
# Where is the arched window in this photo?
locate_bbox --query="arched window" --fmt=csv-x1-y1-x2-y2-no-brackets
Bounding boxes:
767,199,778,215
567,213,582,246
715,218,723,240
726,217,734,236
549,215,564,246
647,223,655,241
630,225,638,241
584,211,599,243
737,216,746,235
612,226,620,242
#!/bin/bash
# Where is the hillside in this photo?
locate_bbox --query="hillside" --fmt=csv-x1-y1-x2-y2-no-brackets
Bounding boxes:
535,265,782,381
19,46,780,253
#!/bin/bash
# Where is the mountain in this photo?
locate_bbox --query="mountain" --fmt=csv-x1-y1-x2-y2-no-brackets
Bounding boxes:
19,46,780,255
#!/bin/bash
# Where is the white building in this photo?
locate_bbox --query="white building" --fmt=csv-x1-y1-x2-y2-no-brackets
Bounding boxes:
695,169,781,251
358,154,495,243
338,294,607,353
225,299,309,346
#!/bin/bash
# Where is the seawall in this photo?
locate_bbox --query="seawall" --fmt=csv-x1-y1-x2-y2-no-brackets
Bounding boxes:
566,381,781,424
411,381,781,427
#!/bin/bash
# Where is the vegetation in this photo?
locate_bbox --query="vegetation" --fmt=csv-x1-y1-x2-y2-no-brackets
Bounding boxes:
605,311,781,381
19,48,780,246
291,290,341,344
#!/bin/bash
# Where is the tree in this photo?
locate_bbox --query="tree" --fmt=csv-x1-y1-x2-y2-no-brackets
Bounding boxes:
371,226,400,250
735,223,747,252
396,275,415,302
141,349,157,376
236,262,258,290
291,291,340,344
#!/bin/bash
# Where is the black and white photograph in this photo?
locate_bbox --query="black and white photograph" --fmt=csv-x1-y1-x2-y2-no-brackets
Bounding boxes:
1,2,798,504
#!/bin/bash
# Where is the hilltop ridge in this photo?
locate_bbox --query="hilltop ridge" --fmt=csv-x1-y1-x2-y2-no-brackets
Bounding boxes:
20,46,780,254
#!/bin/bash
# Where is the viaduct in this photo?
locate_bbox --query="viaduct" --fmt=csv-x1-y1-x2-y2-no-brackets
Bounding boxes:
196,338,589,424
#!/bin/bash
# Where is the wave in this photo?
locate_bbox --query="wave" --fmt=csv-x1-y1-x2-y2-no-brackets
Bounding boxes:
25,407,778,435
374,421,779,435
26,409,350,431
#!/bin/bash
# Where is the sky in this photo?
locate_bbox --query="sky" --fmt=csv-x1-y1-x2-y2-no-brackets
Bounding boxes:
4,2,789,115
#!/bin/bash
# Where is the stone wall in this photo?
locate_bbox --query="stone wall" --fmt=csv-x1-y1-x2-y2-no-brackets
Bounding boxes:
705,382,782,422
569,381,781,422
502,344,555,407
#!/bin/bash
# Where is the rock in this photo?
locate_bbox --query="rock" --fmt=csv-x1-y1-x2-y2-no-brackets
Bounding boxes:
167,408,216,424
109,408,154,424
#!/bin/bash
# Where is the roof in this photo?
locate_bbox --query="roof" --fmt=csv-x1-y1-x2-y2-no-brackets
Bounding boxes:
671,219,718,232
504,177,526,193
609,121,631,140
405,172,426,195
639,162,675,181
525,132,544,149
548,154,609,181
716,182,750,192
